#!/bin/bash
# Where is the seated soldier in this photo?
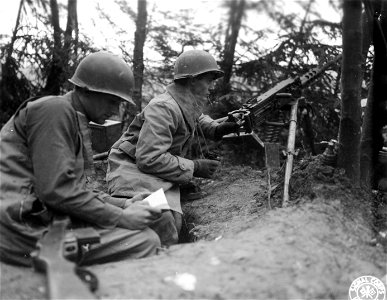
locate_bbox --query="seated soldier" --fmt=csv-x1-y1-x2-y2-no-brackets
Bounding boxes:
107,49,240,246
0,51,162,267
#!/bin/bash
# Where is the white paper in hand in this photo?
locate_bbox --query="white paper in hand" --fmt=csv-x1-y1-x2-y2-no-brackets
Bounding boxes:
142,188,170,210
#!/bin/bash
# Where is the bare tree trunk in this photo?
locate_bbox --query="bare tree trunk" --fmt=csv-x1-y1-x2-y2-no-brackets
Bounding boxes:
360,1,377,189
5,0,24,70
122,0,147,131
133,0,147,112
44,0,63,95
44,0,78,95
64,0,78,59
360,0,387,188
220,0,245,95
1,0,25,104
337,0,363,184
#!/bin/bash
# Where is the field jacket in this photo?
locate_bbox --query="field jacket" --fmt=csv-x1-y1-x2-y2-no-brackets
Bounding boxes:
0,92,125,244
107,83,218,213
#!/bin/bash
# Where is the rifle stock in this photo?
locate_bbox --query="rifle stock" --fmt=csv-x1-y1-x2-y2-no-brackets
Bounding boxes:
32,216,98,299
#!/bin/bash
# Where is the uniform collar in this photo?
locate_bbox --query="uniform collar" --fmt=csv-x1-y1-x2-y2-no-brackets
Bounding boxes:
69,90,88,119
166,83,203,132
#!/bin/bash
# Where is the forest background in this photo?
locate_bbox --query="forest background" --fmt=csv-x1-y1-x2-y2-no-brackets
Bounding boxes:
0,0,386,189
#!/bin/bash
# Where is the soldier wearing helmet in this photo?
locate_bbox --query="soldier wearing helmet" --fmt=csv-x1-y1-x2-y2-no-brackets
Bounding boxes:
107,50,240,246
0,51,162,267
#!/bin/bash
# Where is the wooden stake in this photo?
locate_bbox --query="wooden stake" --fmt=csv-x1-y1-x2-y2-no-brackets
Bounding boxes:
283,98,299,207
265,143,280,209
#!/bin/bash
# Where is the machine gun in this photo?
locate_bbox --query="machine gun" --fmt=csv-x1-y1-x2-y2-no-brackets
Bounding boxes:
217,55,342,205
218,54,342,145
31,215,100,299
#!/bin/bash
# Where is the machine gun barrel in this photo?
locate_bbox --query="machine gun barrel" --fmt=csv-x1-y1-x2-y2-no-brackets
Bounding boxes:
244,54,342,128
216,54,341,137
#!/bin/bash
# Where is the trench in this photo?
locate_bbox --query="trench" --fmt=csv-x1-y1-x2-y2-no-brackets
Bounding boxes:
178,216,198,243
93,159,206,244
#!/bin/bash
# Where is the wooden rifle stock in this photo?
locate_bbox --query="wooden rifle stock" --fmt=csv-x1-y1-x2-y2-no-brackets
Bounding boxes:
32,216,98,299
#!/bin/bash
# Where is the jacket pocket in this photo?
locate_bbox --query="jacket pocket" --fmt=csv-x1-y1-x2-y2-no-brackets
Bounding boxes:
118,140,136,160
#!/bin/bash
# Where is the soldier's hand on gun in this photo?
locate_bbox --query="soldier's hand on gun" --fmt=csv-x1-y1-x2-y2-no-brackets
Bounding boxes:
118,201,161,230
193,159,220,178
214,122,240,140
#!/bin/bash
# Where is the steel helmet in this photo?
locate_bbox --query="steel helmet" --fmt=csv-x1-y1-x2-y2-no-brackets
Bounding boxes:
174,50,224,80
69,51,135,105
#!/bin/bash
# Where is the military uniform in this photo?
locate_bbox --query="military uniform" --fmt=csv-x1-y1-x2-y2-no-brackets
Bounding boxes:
0,92,160,266
107,83,218,244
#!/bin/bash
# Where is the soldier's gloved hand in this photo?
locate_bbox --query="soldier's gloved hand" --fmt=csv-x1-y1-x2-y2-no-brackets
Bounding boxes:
193,159,220,178
214,122,240,140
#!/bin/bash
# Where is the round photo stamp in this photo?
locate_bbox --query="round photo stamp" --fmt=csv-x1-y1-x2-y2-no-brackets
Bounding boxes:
349,275,386,300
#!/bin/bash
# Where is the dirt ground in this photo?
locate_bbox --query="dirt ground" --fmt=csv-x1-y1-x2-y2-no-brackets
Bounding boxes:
1,146,386,300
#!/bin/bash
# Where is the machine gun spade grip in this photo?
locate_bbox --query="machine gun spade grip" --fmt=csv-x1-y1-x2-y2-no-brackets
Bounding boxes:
227,109,252,133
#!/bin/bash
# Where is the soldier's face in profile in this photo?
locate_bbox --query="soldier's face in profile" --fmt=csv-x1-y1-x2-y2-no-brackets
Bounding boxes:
190,73,215,106
84,93,122,124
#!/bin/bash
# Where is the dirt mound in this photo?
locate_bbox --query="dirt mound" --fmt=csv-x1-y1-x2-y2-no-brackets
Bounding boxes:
183,156,375,241
1,157,386,299
90,157,385,299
